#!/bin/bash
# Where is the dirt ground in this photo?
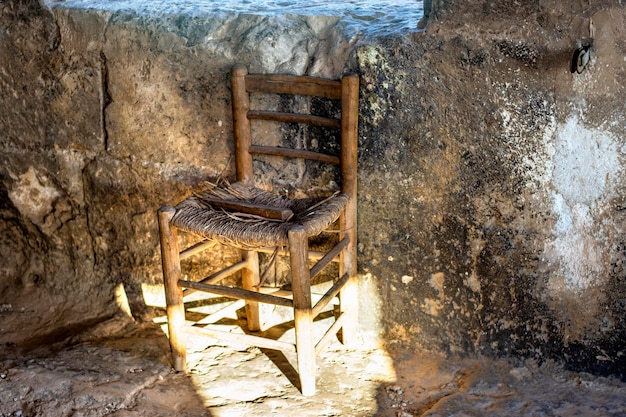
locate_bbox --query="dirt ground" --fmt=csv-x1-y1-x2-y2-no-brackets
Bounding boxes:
1,316,625,417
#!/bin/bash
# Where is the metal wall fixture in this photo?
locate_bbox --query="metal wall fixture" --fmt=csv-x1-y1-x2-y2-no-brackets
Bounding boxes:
570,44,592,74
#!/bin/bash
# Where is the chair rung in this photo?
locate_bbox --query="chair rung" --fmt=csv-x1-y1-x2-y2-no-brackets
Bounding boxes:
249,145,340,165
315,312,347,355
258,287,340,307
182,260,249,297
255,246,341,262
245,74,342,99
179,240,215,260
248,110,341,129
310,237,349,280
312,273,350,318
179,280,294,308
188,326,296,353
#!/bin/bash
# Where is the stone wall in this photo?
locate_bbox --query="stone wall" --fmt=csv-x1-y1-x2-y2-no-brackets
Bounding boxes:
0,0,361,348
1,0,626,378
355,0,626,376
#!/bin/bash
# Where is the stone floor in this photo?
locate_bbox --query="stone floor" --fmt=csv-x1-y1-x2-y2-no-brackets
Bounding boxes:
1,317,626,417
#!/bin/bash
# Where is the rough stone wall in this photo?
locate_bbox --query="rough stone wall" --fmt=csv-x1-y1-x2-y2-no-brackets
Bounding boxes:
0,1,357,348
0,1,117,349
355,0,626,376
1,0,626,379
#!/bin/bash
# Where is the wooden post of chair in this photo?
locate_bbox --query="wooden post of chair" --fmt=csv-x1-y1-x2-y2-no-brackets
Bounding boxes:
158,206,187,372
242,250,261,331
289,226,316,396
231,64,254,186
339,74,360,346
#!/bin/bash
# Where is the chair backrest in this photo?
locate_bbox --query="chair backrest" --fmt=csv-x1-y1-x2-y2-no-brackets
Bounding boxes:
230,64,359,199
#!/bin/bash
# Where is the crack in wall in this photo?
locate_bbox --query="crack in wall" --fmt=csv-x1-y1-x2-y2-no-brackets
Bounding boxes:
99,16,112,153
80,158,98,270
99,51,111,153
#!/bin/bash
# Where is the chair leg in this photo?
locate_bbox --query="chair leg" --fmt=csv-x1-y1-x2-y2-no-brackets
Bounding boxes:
339,208,359,347
289,227,316,396
339,274,358,347
242,250,261,331
158,207,187,372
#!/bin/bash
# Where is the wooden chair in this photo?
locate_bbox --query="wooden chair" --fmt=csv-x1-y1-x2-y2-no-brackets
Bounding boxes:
157,64,359,396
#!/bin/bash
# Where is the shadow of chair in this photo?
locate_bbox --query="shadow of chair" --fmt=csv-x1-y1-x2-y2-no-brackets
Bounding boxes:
157,64,359,396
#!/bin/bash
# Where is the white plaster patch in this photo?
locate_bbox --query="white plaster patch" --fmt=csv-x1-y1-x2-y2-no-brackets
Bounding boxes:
8,166,62,229
544,115,621,290
545,202,605,290
552,115,619,206
552,193,572,235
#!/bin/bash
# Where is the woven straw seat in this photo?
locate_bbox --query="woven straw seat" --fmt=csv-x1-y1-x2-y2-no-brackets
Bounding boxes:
172,182,349,248
158,64,359,396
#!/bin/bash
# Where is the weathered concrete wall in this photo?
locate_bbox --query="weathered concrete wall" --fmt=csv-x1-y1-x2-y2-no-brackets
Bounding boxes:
2,0,626,379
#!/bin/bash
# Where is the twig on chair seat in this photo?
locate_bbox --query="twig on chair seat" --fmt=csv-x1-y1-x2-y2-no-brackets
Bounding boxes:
222,210,291,223
300,191,341,216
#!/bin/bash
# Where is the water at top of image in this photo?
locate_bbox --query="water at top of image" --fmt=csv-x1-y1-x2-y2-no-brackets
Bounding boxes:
44,0,424,36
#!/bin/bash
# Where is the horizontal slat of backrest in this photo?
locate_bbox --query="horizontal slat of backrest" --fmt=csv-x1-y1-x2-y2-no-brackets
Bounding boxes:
245,74,342,99
249,145,340,165
242,71,345,166
247,110,341,129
